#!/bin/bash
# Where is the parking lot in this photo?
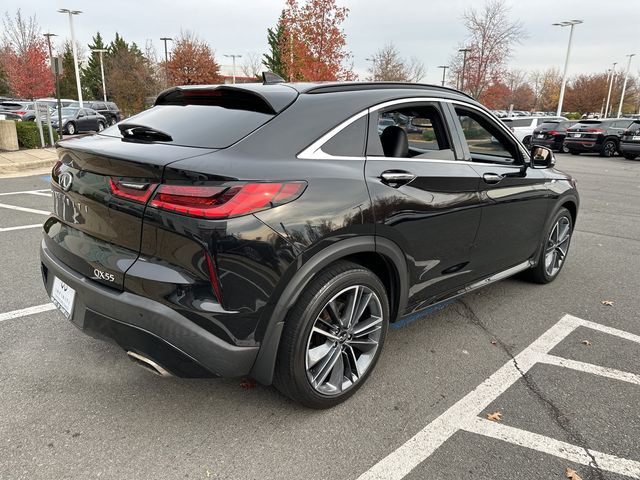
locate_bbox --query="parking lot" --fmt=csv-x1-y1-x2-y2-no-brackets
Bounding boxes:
0,153,639,479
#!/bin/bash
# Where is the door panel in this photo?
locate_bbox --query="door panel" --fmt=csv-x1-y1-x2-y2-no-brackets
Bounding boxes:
365,102,483,312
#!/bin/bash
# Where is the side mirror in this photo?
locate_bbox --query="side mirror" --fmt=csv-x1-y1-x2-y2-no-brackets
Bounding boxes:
529,145,555,169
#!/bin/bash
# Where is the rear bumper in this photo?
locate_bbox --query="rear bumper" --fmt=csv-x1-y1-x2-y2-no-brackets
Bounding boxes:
40,240,258,377
563,139,601,152
530,137,562,150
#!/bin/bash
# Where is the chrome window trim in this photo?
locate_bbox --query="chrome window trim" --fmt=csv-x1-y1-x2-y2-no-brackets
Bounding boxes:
297,96,529,162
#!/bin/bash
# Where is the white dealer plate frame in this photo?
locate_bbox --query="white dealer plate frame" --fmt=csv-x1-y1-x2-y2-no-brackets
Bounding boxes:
51,276,76,319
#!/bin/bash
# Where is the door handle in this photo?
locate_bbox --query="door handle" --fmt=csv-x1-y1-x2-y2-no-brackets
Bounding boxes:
380,170,416,187
482,173,503,184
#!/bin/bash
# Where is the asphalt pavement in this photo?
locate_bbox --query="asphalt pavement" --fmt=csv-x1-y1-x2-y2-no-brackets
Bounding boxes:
0,153,638,480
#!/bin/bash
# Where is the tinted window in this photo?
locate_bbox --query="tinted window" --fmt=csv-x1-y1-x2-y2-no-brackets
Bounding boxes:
85,109,97,115
92,102,106,110
107,102,119,111
323,116,366,157
456,107,518,162
100,105,273,148
613,120,633,128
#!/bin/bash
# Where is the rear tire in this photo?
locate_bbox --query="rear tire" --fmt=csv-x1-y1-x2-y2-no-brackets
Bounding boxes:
561,144,570,153
97,122,105,132
109,117,117,126
527,207,573,284
273,261,389,409
66,122,76,135
522,135,532,148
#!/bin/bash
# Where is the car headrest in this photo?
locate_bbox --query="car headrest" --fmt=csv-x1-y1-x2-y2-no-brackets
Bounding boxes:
380,126,409,158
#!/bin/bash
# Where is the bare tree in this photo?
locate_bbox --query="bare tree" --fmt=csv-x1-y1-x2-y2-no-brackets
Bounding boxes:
241,52,262,79
449,0,525,98
2,9,41,55
367,43,425,82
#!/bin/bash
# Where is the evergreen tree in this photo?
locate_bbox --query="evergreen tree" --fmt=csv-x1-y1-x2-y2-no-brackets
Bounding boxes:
82,31,106,100
263,12,288,80
0,49,11,96
58,41,78,99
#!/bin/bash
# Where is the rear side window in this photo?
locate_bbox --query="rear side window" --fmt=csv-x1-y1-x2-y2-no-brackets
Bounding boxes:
100,90,275,148
323,116,366,157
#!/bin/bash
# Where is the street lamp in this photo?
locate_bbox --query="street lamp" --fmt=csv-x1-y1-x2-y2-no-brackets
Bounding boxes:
604,62,617,118
224,54,242,84
365,57,377,81
552,19,583,117
43,32,63,139
91,49,108,102
438,65,449,87
458,48,471,92
160,37,173,87
58,9,83,107
617,53,636,118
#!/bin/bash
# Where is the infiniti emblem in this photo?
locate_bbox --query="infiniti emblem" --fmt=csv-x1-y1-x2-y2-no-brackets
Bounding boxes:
58,172,73,192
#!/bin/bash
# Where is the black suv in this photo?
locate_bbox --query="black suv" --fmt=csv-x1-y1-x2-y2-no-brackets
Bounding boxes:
564,119,634,156
531,120,577,152
68,100,121,125
619,120,640,160
40,81,579,408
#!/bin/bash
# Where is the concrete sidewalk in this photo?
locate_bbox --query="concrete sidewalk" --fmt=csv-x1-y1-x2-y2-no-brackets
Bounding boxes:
0,148,57,175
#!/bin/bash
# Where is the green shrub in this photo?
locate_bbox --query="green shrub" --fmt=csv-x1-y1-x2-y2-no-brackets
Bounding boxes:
422,129,436,141
15,121,58,149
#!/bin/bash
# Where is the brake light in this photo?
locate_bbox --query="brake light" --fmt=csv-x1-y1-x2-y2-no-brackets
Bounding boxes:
585,128,604,133
150,182,306,218
109,178,158,203
548,131,559,135
15,111,27,115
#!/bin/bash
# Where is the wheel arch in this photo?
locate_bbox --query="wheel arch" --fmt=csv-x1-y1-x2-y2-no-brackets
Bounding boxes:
250,235,408,385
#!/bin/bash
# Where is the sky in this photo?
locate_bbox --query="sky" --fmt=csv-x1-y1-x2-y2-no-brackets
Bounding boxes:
7,0,640,83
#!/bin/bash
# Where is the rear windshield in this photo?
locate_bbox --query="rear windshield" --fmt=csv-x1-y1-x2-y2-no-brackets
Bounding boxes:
503,118,534,127
1,102,29,110
100,104,273,148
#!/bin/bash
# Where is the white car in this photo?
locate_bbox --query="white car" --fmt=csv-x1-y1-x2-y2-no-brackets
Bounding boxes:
501,116,567,146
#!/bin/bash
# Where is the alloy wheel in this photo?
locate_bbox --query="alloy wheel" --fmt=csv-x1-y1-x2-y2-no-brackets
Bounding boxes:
603,141,616,157
305,285,383,396
544,216,571,277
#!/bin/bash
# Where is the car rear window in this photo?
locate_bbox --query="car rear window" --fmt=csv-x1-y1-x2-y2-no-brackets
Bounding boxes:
100,104,273,148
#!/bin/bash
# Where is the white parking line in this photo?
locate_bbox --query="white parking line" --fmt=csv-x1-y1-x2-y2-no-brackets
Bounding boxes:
0,189,51,196
0,202,50,215
357,314,640,480
541,354,640,386
0,224,43,232
0,303,55,323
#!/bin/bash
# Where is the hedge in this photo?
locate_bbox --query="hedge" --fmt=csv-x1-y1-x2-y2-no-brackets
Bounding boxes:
15,121,59,149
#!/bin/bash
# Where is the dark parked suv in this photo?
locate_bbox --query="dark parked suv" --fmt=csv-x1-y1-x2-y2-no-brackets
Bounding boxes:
41,81,579,408
619,120,640,160
68,100,121,125
564,118,634,156
531,120,577,152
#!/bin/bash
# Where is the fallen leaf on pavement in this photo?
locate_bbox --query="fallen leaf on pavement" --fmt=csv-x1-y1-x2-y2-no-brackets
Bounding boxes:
491,340,497,345
565,467,583,480
240,378,257,390
601,300,614,306
486,411,502,422
582,340,592,346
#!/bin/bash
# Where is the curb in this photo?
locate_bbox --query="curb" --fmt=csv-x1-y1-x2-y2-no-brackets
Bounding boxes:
0,158,56,175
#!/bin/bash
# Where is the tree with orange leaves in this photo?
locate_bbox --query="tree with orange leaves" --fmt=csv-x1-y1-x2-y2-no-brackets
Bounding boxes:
166,31,222,85
280,0,354,81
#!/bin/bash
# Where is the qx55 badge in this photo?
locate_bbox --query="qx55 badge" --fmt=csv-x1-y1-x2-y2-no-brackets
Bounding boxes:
58,172,73,192
93,269,115,282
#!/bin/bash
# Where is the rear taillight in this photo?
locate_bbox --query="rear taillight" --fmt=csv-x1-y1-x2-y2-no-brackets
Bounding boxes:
109,178,158,203
586,128,604,133
150,182,306,218
15,111,26,115
548,131,559,136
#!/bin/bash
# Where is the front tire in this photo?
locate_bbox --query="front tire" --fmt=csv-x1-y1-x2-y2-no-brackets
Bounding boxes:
274,261,389,409
528,207,573,284
623,152,638,160
600,139,617,157
97,121,105,132
66,122,76,135
561,144,570,153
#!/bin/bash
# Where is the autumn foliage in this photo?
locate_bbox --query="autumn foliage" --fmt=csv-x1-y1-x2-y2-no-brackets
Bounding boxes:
280,0,354,81
166,32,222,85
2,42,53,99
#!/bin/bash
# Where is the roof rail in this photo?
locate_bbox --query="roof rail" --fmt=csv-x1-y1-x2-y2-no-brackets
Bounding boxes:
304,82,475,100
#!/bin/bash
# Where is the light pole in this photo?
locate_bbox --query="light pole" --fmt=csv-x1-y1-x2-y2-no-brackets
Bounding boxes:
438,65,449,87
458,48,471,92
553,19,583,117
617,53,636,118
44,32,63,139
604,62,617,118
160,37,173,86
91,49,108,102
365,57,377,81
58,9,83,107
224,54,242,84
600,68,611,118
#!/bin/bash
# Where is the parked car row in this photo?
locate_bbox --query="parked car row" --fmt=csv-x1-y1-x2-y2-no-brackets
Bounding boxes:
0,101,51,122
526,117,638,159
50,107,108,135
501,116,568,147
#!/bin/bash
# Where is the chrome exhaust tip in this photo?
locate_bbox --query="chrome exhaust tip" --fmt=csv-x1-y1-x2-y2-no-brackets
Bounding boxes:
126,351,172,377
